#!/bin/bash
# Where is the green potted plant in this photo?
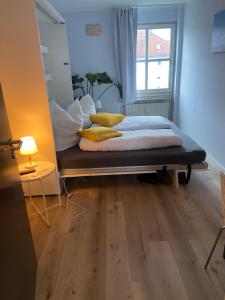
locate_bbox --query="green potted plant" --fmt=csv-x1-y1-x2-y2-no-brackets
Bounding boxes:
72,72,122,101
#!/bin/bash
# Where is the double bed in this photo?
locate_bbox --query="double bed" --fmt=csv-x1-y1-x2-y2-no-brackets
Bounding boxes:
57,123,207,186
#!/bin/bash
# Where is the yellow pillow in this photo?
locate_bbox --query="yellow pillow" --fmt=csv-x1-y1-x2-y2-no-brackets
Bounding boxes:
79,127,122,142
90,113,125,127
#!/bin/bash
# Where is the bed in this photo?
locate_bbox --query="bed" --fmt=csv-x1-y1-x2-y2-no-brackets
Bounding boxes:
56,123,207,187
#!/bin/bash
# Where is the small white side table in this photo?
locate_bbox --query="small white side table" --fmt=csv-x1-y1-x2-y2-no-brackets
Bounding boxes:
19,161,62,227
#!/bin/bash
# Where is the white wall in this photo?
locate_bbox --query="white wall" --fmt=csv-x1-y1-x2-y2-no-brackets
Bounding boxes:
179,0,225,169
63,9,122,113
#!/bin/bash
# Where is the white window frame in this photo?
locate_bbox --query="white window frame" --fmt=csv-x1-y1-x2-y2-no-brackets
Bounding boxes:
136,23,176,101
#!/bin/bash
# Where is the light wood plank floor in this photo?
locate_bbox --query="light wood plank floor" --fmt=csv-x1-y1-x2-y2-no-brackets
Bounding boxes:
27,169,225,300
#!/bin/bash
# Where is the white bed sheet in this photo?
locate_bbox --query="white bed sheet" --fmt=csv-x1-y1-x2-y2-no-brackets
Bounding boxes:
79,129,182,152
92,115,171,131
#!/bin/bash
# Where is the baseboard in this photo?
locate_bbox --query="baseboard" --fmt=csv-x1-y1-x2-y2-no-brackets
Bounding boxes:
206,154,225,174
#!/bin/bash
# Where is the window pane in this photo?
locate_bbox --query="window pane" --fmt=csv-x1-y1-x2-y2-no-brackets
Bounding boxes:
136,62,146,90
148,28,171,59
137,30,146,60
147,60,170,89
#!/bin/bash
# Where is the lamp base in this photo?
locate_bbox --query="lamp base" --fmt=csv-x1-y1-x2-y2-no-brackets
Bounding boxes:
24,161,37,169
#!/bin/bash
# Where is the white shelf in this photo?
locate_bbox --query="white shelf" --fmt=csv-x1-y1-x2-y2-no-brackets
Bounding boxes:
45,74,52,82
40,45,48,54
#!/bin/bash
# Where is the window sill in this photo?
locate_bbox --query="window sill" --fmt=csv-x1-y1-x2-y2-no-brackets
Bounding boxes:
135,95,171,103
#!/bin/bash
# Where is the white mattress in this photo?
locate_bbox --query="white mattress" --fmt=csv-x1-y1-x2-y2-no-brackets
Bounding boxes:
92,115,171,131
79,129,182,152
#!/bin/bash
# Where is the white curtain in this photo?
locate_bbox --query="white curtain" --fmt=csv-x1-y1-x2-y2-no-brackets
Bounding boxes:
113,6,138,104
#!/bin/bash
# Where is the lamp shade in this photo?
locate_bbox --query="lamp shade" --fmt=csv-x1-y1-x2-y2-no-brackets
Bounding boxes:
20,136,38,156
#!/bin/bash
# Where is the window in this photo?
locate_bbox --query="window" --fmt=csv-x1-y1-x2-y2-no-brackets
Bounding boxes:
136,24,176,99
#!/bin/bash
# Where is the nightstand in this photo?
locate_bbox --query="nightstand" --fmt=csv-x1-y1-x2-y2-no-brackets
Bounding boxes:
19,161,62,227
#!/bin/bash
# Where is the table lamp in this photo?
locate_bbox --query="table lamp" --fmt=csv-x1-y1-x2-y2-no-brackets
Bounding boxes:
20,136,38,169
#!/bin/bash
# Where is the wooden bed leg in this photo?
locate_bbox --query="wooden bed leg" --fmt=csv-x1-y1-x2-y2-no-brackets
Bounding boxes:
176,171,179,189
171,170,179,189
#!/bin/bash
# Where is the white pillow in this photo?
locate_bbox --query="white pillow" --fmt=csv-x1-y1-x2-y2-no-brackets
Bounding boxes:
67,98,84,126
49,100,82,151
80,94,96,128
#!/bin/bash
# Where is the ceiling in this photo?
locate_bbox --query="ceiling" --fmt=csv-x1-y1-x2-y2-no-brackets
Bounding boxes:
49,0,190,13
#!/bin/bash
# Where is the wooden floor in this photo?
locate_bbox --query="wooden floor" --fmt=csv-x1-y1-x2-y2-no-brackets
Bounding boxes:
27,169,225,300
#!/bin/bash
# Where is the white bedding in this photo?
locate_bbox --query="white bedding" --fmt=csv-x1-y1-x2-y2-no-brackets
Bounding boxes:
92,115,171,131
79,129,182,152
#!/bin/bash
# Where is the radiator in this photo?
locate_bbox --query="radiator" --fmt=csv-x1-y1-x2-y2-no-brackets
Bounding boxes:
125,101,170,118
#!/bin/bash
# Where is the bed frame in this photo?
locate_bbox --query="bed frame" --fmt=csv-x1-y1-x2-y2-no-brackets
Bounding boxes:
57,121,208,188
59,161,208,188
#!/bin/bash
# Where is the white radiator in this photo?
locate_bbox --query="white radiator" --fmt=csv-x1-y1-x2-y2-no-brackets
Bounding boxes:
125,101,170,118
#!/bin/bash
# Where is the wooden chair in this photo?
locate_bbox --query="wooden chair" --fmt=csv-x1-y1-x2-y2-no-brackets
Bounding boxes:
205,173,225,269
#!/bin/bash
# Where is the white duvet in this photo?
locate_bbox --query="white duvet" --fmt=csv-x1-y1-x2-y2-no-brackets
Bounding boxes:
92,115,171,131
79,129,182,152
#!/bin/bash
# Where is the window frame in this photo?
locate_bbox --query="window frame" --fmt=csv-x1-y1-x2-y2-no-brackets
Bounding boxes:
136,23,176,101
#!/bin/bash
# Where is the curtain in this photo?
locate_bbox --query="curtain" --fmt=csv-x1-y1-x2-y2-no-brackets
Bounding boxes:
113,6,137,104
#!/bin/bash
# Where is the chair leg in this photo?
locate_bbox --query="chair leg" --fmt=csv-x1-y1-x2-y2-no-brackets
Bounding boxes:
204,226,225,269
223,244,225,260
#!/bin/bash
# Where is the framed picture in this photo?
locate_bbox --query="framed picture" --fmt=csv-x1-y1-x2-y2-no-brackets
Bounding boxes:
211,10,225,53
86,24,101,36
